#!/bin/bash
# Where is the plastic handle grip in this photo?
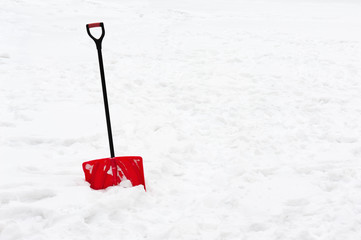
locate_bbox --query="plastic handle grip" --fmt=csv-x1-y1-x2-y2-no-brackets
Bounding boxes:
87,23,102,28
86,22,105,49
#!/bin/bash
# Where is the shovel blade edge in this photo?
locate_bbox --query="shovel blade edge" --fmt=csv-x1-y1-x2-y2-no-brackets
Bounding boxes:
82,156,145,190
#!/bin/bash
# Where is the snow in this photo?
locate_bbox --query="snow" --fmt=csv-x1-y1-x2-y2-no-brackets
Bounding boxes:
1,0,361,239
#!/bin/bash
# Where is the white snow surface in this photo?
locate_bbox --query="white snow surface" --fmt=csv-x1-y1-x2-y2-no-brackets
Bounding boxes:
1,0,361,239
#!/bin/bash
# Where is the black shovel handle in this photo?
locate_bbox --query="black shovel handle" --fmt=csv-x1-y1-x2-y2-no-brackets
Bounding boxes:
86,22,115,158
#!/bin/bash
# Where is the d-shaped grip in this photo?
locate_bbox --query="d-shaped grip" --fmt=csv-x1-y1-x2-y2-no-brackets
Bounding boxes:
86,22,105,49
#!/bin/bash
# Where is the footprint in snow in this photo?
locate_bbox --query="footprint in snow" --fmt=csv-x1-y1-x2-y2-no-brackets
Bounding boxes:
248,223,268,232
285,198,310,207
0,189,56,204
0,53,10,58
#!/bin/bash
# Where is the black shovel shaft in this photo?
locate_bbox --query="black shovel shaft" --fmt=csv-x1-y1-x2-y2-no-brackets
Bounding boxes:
86,22,115,158
97,47,115,158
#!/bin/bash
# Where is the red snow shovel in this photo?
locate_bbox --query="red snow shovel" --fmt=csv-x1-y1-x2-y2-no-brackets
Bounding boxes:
82,22,146,190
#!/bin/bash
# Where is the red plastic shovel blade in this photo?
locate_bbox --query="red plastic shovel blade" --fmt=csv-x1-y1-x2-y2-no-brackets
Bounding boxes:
82,156,146,190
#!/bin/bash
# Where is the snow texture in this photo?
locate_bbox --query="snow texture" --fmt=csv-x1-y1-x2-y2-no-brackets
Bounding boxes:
1,0,361,239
